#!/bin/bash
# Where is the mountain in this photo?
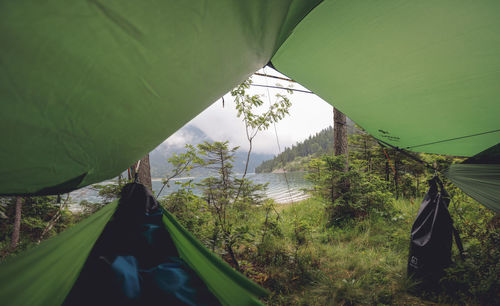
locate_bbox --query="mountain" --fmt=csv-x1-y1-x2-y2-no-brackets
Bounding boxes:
233,151,274,174
150,125,273,178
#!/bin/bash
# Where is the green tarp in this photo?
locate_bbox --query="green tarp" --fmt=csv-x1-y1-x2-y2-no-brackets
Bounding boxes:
271,0,500,157
1,0,499,195
462,143,500,165
0,0,320,195
0,200,118,305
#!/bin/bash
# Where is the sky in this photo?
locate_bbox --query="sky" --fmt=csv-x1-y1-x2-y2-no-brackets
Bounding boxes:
162,68,334,155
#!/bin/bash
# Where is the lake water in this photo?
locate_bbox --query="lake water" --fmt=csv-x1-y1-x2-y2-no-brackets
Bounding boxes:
69,172,311,206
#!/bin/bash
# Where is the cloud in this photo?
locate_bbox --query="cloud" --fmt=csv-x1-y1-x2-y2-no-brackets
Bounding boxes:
162,69,335,155
163,131,193,148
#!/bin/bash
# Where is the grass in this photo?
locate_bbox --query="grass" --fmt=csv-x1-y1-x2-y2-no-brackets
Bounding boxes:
235,197,441,305
167,189,499,305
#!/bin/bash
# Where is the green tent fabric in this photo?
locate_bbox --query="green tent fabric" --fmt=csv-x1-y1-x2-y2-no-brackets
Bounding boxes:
0,0,320,195
0,200,118,306
163,212,268,306
444,143,500,213
271,0,500,157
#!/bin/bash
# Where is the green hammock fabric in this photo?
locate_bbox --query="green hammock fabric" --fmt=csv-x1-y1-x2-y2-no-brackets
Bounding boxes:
0,0,318,195
444,143,500,214
0,201,267,305
163,211,268,306
444,164,500,214
271,0,500,157
0,201,118,306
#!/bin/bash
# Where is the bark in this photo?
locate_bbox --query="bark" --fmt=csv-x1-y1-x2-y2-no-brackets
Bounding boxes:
394,153,399,200
10,196,23,250
386,160,390,182
334,107,349,168
333,108,350,202
226,242,240,271
132,154,153,191
234,139,252,201
242,140,252,181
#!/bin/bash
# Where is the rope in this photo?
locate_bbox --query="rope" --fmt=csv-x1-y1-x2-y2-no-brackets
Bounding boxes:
135,160,141,172
378,139,437,172
405,128,500,150
133,160,141,183
250,83,313,94
262,67,295,205
382,148,396,176
253,72,297,83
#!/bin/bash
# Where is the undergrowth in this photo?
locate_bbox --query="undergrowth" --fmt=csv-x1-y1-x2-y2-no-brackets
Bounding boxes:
167,194,499,305
248,197,424,305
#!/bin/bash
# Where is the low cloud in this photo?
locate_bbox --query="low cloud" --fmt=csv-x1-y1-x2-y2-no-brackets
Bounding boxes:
161,69,335,155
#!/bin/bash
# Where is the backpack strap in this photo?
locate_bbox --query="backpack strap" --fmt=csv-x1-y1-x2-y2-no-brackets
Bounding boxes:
436,175,466,261
452,225,465,261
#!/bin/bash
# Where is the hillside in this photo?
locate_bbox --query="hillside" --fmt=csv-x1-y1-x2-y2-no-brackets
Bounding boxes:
256,126,334,173
256,120,357,173
150,125,273,177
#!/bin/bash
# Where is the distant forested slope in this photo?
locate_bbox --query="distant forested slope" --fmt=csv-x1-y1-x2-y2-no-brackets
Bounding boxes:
256,126,335,173
256,119,359,173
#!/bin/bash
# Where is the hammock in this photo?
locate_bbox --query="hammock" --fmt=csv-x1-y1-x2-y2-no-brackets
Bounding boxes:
0,183,267,306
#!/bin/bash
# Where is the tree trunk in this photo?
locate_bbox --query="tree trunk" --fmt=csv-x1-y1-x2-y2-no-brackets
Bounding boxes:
333,107,349,169
394,153,399,200
132,154,153,191
234,139,253,201
333,108,349,202
226,242,240,271
10,196,23,250
385,160,390,182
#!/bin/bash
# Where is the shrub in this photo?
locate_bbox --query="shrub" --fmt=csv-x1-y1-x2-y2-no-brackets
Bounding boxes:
306,155,395,225
440,207,500,304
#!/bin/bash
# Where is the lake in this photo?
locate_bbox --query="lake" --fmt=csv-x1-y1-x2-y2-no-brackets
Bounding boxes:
69,172,311,206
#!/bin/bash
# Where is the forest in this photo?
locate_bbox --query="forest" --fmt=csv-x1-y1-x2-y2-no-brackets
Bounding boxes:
1,129,499,305
255,121,357,174
255,126,335,173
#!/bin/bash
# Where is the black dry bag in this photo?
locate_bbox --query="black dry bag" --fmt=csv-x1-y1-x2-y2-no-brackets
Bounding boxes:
407,177,462,287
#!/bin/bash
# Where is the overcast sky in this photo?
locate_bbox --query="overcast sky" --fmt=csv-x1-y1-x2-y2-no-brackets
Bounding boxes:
162,68,334,155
